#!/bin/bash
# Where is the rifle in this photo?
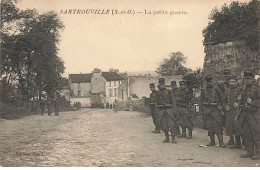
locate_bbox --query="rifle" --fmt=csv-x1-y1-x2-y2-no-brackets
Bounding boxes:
235,108,242,121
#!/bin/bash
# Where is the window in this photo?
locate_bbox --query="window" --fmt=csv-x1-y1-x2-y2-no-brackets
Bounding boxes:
109,81,111,87
77,83,81,89
114,81,117,86
114,88,117,97
78,90,81,96
109,89,113,97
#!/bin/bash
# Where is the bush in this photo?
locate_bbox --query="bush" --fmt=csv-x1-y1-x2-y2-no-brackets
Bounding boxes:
0,102,30,119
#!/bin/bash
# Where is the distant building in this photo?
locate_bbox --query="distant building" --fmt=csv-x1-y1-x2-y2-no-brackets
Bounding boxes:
68,68,125,107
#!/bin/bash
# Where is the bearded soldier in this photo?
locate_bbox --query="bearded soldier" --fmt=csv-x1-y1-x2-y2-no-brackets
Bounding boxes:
239,70,260,160
200,75,226,148
149,83,160,133
155,78,177,143
224,76,243,149
176,80,194,139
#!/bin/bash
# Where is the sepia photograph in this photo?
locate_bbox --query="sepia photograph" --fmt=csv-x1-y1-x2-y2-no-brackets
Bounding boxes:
0,0,260,167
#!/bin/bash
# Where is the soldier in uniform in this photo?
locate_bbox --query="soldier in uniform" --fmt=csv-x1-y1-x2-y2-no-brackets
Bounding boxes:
239,70,260,160
149,83,160,133
224,76,243,149
200,75,226,148
176,80,194,139
223,69,231,90
218,69,232,144
155,78,177,143
40,100,45,116
54,92,61,116
47,98,52,116
171,80,180,136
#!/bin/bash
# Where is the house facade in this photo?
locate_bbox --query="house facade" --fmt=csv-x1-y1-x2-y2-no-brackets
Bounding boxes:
68,68,125,107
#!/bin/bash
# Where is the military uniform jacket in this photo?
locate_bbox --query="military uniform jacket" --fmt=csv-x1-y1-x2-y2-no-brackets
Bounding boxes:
155,89,177,119
239,84,260,143
200,84,224,115
224,86,242,136
155,89,176,108
175,88,193,116
149,91,157,107
224,86,241,113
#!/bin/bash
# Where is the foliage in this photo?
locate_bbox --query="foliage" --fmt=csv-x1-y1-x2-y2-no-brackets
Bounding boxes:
0,0,65,111
156,52,188,76
182,69,203,89
203,0,259,50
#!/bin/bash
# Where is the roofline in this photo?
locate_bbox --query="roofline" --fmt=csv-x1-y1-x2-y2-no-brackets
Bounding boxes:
203,39,244,45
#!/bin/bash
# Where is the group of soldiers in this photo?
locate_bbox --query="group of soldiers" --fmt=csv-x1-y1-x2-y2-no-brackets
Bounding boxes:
40,92,61,116
149,78,194,143
149,69,260,160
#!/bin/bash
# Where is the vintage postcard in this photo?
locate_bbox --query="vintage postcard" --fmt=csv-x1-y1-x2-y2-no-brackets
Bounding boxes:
0,0,260,167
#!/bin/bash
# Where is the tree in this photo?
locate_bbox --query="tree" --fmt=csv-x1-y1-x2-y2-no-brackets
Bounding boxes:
0,0,65,109
182,69,203,89
203,0,259,51
156,52,187,76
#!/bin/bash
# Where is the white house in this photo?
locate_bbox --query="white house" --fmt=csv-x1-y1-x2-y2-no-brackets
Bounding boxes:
68,68,125,107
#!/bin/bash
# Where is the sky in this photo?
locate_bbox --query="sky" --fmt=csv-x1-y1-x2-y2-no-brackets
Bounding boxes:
16,0,251,76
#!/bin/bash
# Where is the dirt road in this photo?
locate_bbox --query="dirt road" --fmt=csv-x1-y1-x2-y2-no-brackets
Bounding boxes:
0,109,259,166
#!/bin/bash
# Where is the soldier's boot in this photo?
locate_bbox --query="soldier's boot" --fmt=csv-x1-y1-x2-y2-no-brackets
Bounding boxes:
187,129,192,139
163,131,170,143
47,107,51,116
217,134,227,148
251,144,260,160
241,145,254,158
227,136,235,145
152,126,160,133
207,135,215,146
230,136,242,149
172,133,177,143
178,127,187,138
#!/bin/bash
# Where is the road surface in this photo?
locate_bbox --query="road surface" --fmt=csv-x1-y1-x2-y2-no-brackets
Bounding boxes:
0,109,259,167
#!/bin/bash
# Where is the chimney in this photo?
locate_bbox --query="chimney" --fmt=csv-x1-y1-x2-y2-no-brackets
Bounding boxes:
115,69,119,73
94,68,101,73
109,68,115,72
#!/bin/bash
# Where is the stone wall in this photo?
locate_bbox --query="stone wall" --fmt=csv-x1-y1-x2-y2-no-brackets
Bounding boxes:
203,40,259,83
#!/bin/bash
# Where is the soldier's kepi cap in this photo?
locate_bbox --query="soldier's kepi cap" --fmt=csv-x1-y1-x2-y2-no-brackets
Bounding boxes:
228,75,237,81
159,78,165,85
223,69,231,77
149,83,155,87
171,81,177,86
205,75,213,83
244,70,254,79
